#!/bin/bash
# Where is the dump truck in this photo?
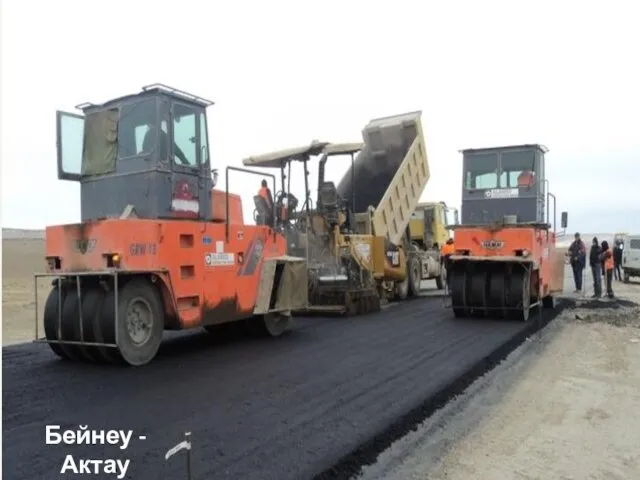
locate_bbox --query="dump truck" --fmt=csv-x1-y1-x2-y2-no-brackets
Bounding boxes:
408,202,459,290
335,111,450,301
36,84,308,366
447,144,567,321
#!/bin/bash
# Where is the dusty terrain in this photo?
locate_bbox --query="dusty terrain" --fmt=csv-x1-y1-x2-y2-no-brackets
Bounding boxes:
2,232,49,345
358,272,640,480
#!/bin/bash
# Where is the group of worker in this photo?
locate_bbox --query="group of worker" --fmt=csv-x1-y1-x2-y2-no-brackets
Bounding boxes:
567,232,623,299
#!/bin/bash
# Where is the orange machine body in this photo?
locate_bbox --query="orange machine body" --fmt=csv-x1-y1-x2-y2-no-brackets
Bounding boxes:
452,225,558,297
210,188,244,224
44,216,286,330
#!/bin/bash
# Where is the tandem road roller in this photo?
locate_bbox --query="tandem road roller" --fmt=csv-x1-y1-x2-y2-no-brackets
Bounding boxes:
35,84,308,366
447,144,568,321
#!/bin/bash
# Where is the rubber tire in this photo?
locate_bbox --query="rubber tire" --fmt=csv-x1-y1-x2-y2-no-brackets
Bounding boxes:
468,268,489,317
488,263,507,319
395,273,409,301
114,278,165,366
449,265,469,318
259,313,292,337
65,287,105,363
623,271,630,283
506,268,531,322
79,288,113,363
43,284,71,360
59,290,85,361
408,255,422,297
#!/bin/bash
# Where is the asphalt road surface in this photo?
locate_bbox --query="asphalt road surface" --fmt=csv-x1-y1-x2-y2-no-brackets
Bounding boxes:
3,295,548,480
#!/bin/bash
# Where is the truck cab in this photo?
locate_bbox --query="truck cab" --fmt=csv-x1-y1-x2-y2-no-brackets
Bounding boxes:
409,202,459,249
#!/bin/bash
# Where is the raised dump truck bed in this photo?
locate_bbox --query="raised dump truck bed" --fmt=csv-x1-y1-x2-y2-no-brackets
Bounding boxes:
336,111,430,246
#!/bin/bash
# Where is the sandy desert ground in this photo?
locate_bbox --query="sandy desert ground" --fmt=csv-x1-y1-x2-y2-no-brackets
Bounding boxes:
2,232,50,345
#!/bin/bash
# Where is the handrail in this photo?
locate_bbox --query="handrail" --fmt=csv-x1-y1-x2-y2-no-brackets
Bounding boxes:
548,192,557,232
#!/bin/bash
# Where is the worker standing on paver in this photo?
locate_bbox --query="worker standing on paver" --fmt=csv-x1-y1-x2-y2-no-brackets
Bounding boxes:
613,239,623,281
601,240,615,298
256,179,274,225
258,179,274,209
589,237,602,298
567,232,586,293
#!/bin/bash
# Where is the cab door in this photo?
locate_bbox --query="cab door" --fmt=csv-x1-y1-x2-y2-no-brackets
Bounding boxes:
167,102,212,220
56,110,84,181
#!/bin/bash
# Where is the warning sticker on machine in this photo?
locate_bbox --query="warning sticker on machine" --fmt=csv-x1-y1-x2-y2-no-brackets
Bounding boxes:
355,243,371,263
386,250,401,267
205,252,235,266
484,188,519,199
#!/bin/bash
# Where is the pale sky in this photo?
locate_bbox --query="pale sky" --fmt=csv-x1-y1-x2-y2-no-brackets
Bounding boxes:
2,0,639,233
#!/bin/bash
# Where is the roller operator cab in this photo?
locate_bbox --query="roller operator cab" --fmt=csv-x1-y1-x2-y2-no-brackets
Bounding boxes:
448,144,568,321
38,84,308,366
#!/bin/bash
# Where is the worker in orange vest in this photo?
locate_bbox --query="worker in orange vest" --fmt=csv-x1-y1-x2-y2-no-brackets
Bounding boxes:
258,179,273,209
600,240,615,298
256,179,274,225
440,238,455,289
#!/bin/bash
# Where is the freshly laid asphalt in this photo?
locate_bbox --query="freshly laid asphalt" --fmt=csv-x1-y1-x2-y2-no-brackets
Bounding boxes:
2,295,554,480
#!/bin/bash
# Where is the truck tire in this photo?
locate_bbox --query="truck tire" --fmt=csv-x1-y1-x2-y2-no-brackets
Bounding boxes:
408,255,421,297
395,273,409,301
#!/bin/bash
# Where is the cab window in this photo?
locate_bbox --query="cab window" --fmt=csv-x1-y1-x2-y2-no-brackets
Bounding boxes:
464,153,498,189
199,112,209,164
118,99,156,159
500,150,536,187
172,104,198,167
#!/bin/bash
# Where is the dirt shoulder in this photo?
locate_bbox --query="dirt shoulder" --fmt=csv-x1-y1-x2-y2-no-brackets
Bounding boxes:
2,238,48,345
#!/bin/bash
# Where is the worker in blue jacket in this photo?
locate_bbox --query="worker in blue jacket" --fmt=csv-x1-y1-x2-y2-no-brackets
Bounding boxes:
567,232,586,293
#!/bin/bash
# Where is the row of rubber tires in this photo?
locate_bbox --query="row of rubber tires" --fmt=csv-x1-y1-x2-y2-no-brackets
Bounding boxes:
44,277,293,366
43,278,166,366
448,262,555,322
